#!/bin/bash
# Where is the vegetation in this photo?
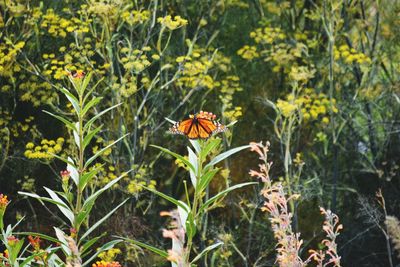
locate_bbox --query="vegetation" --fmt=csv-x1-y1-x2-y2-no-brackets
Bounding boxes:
1,0,400,266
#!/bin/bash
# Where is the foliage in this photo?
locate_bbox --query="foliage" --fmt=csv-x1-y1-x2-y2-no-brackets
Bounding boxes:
1,0,400,266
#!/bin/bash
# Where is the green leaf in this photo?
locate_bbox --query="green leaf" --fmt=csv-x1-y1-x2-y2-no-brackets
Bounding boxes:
188,146,198,189
18,192,71,211
67,157,79,186
83,76,104,105
82,239,122,266
44,187,74,225
20,250,48,267
199,182,257,214
83,103,122,133
42,110,77,131
198,168,220,192
150,145,195,174
121,237,168,258
189,139,201,154
79,164,103,191
185,211,196,239
84,134,128,169
81,96,102,117
80,199,128,241
200,138,221,159
80,233,106,255
59,87,80,114
83,125,102,150
190,241,223,264
50,154,76,167
54,227,71,256
15,232,60,244
80,71,93,95
73,122,80,149
205,145,251,170
143,186,189,212
78,171,131,228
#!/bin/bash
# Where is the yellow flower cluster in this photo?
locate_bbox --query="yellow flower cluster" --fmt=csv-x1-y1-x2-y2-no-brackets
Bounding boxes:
0,40,25,77
120,46,155,73
237,45,259,60
126,164,156,194
127,179,156,194
98,248,121,262
42,38,103,80
334,45,371,64
24,138,64,159
88,163,118,187
276,99,298,118
17,175,35,191
276,88,338,123
176,49,214,90
157,15,188,30
299,89,338,122
121,9,150,26
219,76,243,121
268,42,306,72
40,8,90,37
92,261,121,267
0,112,37,144
19,75,57,106
250,27,286,44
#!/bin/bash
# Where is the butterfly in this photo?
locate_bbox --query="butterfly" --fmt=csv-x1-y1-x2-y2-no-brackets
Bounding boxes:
68,70,85,79
169,111,226,139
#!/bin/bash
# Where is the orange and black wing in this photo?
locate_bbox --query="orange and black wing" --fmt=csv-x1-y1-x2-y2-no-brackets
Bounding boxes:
196,118,217,139
169,118,194,136
169,115,227,139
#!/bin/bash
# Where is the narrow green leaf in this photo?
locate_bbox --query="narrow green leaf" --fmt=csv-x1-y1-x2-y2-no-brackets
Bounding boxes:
54,227,71,256
200,139,222,159
80,199,128,241
67,157,79,186
199,182,257,214
188,146,198,189
15,232,60,244
73,122,80,150
190,242,223,264
79,164,103,191
189,139,201,154
44,187,74,225
83,76,104,105
20,250,48,267
83,125,102,150
78,171,131,228
83,103,123,133
150,145,195,174
18,192,71,210
80,71,93,95
121,237,168,258
205,145,251,170
49,153,76,167
84,134,128,169
80,233,106,255
82,239,122,266
42,110,77,131
143,186,189,212
198,168,220,192
81,96,102,117
59,87,80,114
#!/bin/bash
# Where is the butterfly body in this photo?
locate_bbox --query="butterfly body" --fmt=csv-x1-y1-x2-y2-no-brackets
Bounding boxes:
169,111,226,139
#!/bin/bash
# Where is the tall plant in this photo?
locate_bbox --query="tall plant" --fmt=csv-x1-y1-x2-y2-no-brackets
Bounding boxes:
124,128,256,266
18,72,129,266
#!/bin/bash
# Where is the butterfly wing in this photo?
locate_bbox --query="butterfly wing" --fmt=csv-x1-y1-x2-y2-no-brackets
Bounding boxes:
197,118,217,139
169,118,194,136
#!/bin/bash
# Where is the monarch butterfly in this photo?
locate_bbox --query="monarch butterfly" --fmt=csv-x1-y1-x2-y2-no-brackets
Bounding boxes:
68,70,85,79
169,111,226,139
